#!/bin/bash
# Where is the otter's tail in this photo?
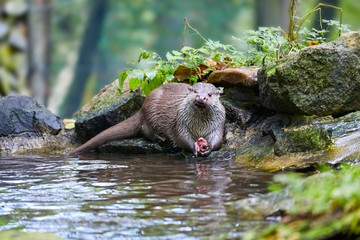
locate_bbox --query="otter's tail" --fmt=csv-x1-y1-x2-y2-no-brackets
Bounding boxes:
69,112,142,155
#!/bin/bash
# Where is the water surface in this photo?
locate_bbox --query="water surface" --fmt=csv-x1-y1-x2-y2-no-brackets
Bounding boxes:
0,153,274,239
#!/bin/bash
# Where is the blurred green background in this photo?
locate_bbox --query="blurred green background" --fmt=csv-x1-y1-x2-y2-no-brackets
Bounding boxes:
0,0,359,118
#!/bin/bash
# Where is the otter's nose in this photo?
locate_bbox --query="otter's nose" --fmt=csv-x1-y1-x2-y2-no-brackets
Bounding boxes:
196,95,207,102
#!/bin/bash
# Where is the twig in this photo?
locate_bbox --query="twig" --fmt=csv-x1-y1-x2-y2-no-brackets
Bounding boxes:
183,17,208,43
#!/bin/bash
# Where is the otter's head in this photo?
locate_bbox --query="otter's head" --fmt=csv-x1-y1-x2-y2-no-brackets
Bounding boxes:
188,82,223,110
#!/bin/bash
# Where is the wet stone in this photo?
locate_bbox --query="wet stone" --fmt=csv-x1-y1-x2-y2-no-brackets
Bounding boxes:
0,95,63,137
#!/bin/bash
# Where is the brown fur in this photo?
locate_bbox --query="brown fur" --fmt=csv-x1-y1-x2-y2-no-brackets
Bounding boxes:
69,82,225,156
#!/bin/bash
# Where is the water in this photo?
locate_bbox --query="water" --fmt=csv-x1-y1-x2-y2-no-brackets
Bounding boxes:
0,153,274,239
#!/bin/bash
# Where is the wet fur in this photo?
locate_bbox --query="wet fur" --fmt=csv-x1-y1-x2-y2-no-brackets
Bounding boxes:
70,82,225,155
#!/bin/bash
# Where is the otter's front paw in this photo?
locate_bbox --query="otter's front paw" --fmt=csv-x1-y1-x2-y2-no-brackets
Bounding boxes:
195,138,210,157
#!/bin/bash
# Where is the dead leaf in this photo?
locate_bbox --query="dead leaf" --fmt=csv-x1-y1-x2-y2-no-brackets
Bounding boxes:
63,119,76,130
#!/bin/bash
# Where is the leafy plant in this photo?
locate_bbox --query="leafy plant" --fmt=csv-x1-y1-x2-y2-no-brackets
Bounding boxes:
282,1,343,48
118,50,175,95
297,20,351,46
233,27,291,65
118,40,244,95
118,2,351,95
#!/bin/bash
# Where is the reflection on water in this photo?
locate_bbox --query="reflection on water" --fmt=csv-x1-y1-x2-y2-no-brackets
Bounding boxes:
0,153,274,239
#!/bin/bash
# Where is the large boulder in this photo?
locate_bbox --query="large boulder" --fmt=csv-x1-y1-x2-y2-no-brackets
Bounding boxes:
0,95,75,154
0,95,62,136
259,31,360,116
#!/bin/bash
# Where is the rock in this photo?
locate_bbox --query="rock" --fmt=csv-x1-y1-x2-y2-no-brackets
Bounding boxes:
99,138,181,154
0,130,77,154
221,86,261,127
227,188,293,219
0,95,76,154
240,168,360,240
74,80,145,142
232,111,360,171
208,66,259,87
259,31,360,116
271,126,333,156
0,95,62,136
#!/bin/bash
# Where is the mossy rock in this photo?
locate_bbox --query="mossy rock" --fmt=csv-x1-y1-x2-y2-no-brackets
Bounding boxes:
73,80,145,142
233,111,360,171
242,165,360,240
272,127,333,156
259,31,360,116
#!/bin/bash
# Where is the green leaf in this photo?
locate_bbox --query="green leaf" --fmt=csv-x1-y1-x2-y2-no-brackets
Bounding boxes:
142,75,163,95
144,69,158,80
129,77,142,91
189,75,198,85
118,71,128,93
138,50,150,62
181,46,194,52
166,52,183,62
166,73,174,81
172,50,182,56
198,48,210,55
131,69,144,80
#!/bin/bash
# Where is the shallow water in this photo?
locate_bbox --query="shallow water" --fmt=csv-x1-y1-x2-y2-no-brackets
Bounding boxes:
0,153,274,239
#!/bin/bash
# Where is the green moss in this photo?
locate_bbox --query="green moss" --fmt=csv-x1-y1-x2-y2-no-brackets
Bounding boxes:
265,64,277,77
247,145,274,164
235,136,275,165
243,164,360,240
73,80,129,119
288,127,332,150
274,127,332,156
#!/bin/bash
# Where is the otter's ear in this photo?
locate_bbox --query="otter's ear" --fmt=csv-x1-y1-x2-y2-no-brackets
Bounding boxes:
189,86,198,93
217,87,224,94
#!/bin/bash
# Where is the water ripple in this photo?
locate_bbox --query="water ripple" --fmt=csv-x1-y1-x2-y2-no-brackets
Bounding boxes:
0,154,274,239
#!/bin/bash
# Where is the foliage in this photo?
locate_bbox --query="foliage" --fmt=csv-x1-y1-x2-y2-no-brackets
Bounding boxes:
234,27,291,65
244,164,360,240
118,1,352,95
119,19,350,95
282,1,344,48
298,19,351,45
0,0,28,96
118,40,243,95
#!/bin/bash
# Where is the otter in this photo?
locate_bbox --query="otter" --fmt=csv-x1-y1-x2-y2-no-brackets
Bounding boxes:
70,82,225,156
